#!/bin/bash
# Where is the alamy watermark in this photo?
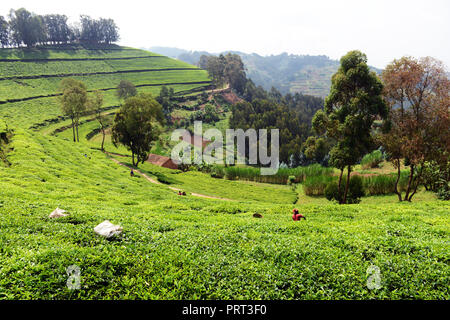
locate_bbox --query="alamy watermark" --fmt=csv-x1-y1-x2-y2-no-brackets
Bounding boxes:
66,264,81,290
170,121,280,175
366,264,382,290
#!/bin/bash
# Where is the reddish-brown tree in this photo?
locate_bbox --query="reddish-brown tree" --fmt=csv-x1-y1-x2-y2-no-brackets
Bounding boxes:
381,57,450,201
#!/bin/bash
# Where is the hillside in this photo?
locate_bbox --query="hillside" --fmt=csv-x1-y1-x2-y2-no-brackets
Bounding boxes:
0,45,448,300
0,45,211,128
148,47,381,97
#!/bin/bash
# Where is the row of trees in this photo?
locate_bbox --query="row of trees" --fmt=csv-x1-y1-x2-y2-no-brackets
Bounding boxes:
0,8,119,48
308,51,449,203
60,79,164,167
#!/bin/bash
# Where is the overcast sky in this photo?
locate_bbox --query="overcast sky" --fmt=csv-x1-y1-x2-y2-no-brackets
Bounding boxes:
1,0,449,69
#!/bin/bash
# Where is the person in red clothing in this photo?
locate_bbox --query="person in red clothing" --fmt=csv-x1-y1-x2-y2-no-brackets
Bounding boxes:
292,208,306,221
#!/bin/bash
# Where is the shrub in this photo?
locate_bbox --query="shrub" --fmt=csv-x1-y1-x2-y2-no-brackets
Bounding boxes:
287,175,296,185
210,166,225,179
436,178,450,200
325,176,365,204
361,150,384,169
422,161,450,200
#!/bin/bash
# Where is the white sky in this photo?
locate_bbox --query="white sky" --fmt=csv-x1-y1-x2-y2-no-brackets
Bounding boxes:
1,0,449,69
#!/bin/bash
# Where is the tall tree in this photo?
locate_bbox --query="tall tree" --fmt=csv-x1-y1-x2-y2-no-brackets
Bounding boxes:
0,16,9,47
200,53,247,93
381,56,450,201
8,8,46,47
223,53,247,94
323,50,387,204
99,18,119,44
60,79,87,142
111,93,164,167
44,14,70,44
87,91,108,151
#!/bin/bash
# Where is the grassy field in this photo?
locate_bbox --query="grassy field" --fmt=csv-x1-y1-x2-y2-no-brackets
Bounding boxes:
0,129,448,299
0,45,448,300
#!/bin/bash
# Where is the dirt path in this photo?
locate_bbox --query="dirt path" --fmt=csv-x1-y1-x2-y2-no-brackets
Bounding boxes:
191,192,233,201
109,157,232,201
111,158,161,184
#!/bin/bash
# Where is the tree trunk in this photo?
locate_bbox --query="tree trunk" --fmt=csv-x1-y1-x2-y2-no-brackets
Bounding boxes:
132,152,136,167
71,118,76,142
403,164,415,201
342,166,351,204
76,123,80,142
394,158,402,202
101,127,105,151
338,168,344,194
408,164,424,202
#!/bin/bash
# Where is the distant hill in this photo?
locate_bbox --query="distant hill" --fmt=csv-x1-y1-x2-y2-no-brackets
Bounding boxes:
148,47,381,98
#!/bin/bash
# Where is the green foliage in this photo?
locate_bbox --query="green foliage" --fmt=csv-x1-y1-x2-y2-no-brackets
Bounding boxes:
361,150,384,169
0,45,448,300
303,136,330,164
111,93,164,166
325,176,365,204
363,173,409,196
230,99,307,164
210,165,225,179
116,80,137,101
323,50,387,203
200,53,246,93
164,48,380,97
421,161,450,199
222,164,333,184
303,175,336,196
59,78,87,142
0,118,12,165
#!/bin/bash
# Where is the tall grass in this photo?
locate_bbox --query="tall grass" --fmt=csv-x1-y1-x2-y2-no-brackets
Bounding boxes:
361,150,384,169
303,171,411,197
363,172,410,195
303,175,337,196
221,164,333,184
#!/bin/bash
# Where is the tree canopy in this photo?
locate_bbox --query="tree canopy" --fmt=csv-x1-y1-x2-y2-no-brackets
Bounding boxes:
380,56,450,201
319,50,388,203
111,93,164,167
59,78,88,142
199,53,247,94
0,8,119,47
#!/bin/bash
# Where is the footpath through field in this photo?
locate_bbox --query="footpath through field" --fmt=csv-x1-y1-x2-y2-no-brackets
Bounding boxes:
109,157,233,201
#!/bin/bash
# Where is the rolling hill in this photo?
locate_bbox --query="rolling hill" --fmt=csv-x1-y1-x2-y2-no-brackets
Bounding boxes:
148,47,381,97
0,44,211,129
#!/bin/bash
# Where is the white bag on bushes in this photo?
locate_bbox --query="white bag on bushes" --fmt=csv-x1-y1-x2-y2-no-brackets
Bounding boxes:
49,207,68,218
94,220,123,238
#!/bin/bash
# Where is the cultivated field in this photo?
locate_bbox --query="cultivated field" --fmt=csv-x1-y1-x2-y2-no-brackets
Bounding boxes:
0,45,448,300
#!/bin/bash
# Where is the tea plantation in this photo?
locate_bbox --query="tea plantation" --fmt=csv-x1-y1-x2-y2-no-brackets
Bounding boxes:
0,45,448,300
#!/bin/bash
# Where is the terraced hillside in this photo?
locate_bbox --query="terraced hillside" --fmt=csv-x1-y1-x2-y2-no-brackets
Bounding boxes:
0,45,211,128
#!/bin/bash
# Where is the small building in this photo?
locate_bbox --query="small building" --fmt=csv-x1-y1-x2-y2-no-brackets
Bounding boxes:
147,153,179,170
